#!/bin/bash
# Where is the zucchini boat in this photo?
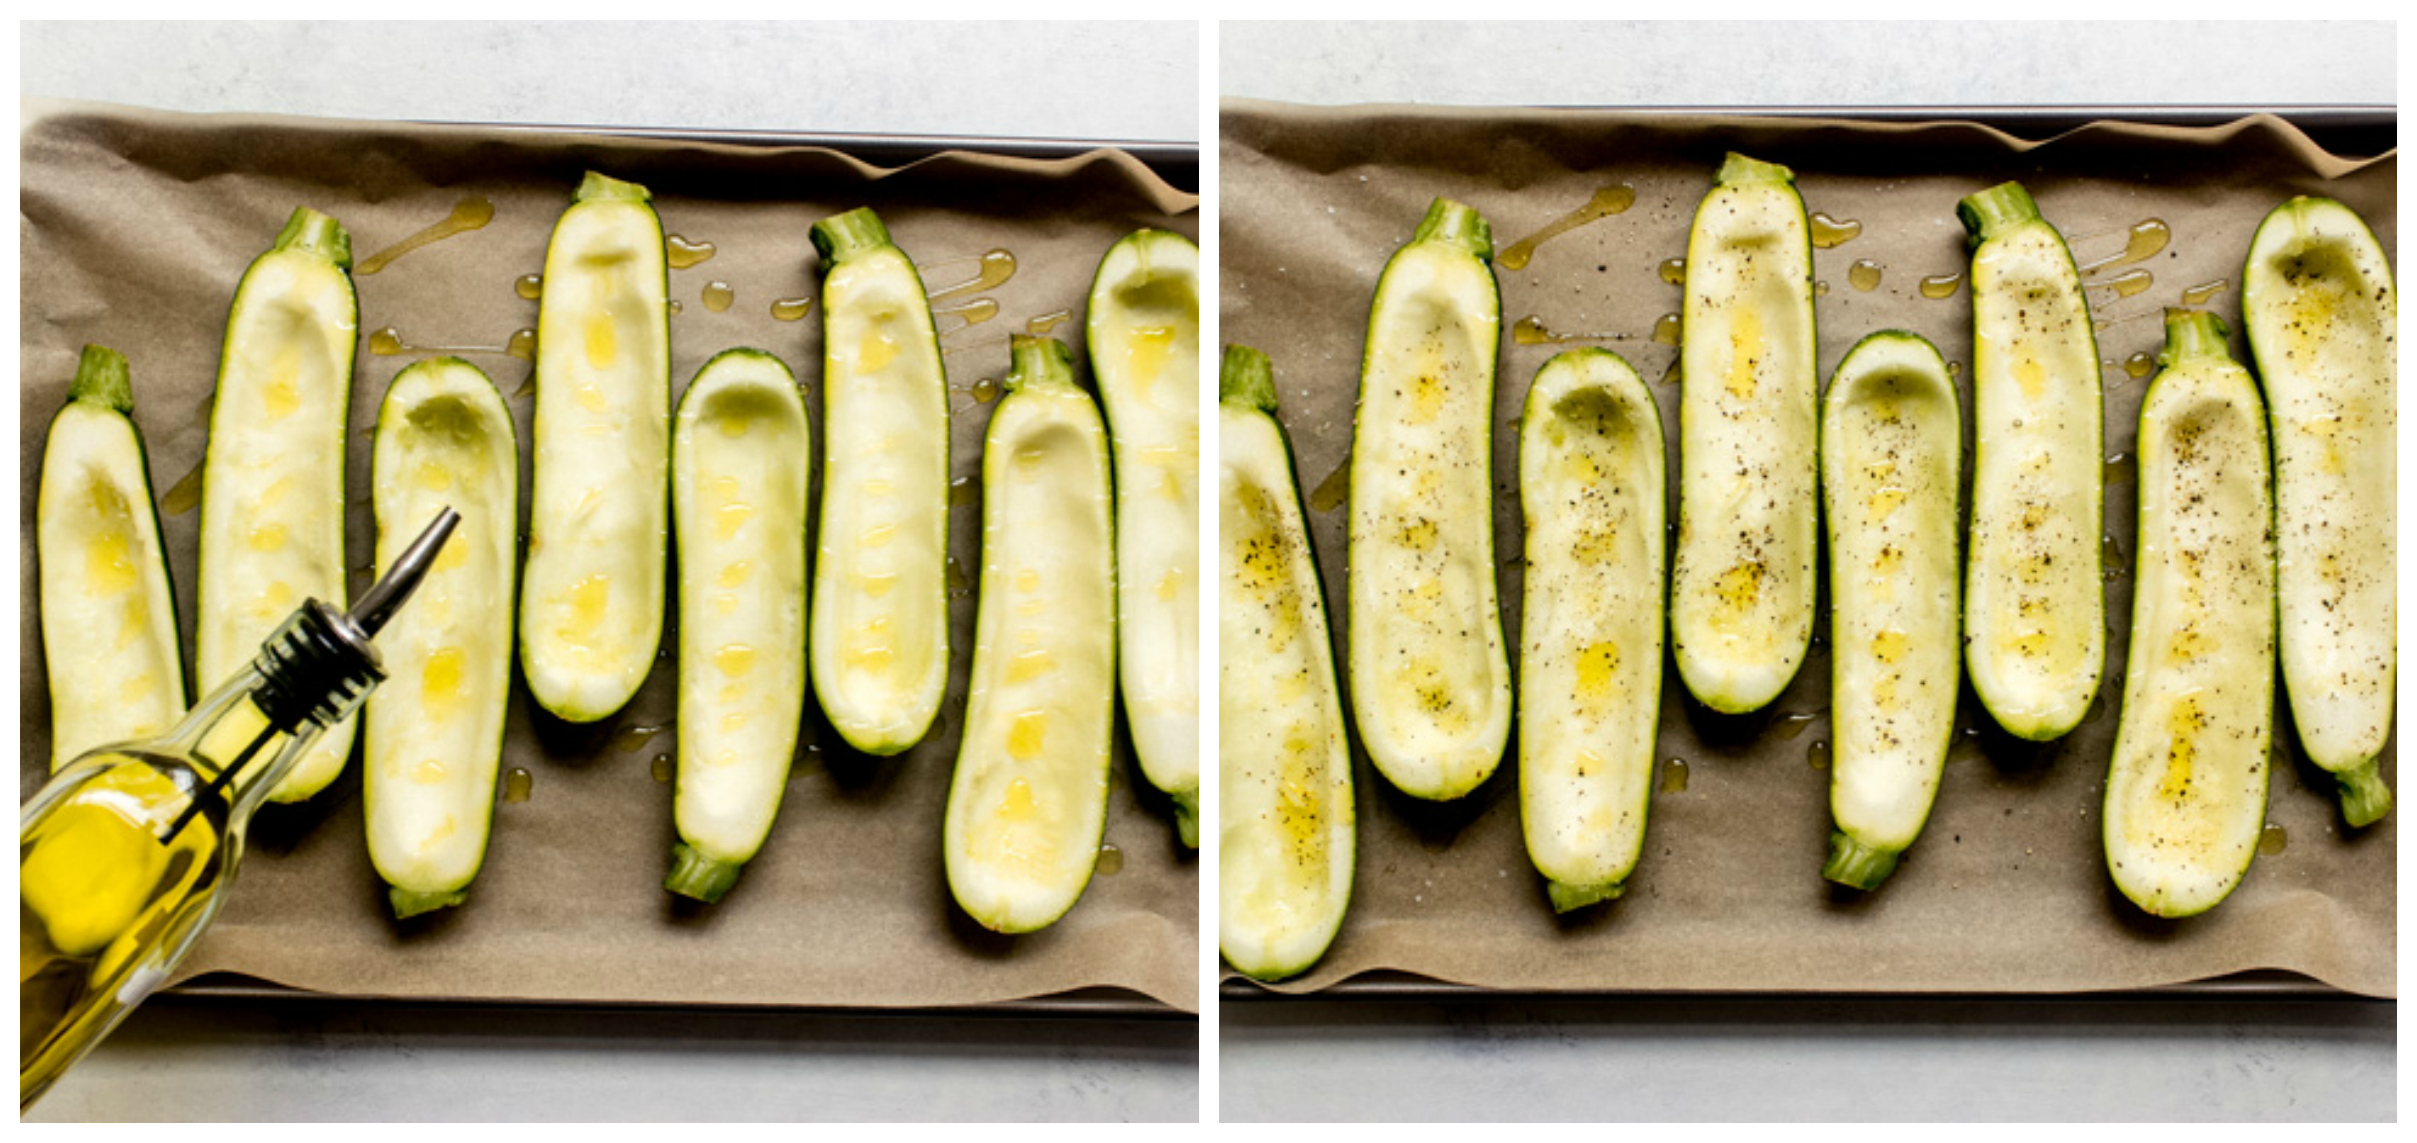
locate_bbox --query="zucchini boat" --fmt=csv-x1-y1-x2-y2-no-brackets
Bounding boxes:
1670,154,1819,714
194,206,360,802
520,172,671,723
364,357,518,918
1819,332,1963,890
2103,310,2274,918
942,336,1115,933
38,345,189,771
1517,348,1665,912
667,349,812,903
1346,198,1512,800
1087,228,1202,846
809,208,951,755
2240,196,2396,826
1219,345,1354,979
1960,181,2106,740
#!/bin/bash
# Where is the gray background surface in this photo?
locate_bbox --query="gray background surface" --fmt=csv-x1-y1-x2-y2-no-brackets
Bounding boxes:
1218,19,2396,1123
20,19,1199,1123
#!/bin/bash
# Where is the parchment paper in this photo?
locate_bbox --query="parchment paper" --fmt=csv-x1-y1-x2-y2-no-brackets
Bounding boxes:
1219,99,2394,998
20,99,1198,1013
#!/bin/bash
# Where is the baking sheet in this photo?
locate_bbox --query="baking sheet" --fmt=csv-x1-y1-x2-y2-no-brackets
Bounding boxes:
19,99,1199,1014
1218,99,2395,998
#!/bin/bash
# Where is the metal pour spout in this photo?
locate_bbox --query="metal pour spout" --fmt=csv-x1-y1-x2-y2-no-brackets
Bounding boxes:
351,508,460,638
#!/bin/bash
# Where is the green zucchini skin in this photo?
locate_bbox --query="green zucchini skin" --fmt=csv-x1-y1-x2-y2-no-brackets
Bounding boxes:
194,206,360,803
519,172,672,724
943,336,1116,934
364,357,518,919
1516,348,1665,911
1219,345,1355,980
38,345,190,772
2103,311,2275,918
1960,181,2106,741
667,349,812,903
2240,196,2396,827
1345,198,1512,801
1086,228,1202,847
1670,154,1819,715
808,207,951,756
1818,331,1963,891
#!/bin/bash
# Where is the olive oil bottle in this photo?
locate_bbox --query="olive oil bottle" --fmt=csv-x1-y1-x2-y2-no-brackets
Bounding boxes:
19,510,458,1109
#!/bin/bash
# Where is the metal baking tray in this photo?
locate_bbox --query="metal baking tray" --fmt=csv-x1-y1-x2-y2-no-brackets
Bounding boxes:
97,120,1199,1021
1216,102,2395,1006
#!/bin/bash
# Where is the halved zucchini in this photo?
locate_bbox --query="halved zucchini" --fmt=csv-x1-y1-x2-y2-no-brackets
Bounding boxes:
365,357,518,919
194,206,360,802
1819,332,1963,890
1516,348,1665,913
809,208,950,755
1670,154,1818,714
2104,310,2274,918
1219,345,1354,980
1087,228,1202,847
38,345,188,771
666,349,811,903
520,172,671,723
943,336,1115,933
1346,198,1511,800
2241,196,2396,826
1960,181,2106,740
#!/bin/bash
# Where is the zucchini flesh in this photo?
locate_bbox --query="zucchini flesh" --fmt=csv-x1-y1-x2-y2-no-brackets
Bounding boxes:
809,208,950,755
1086,228,1202,847
1960,182,2106,740
1346,198,1511,800
1516,348,1664,912
2241,196,2396,826
38,345,188,771
2104,311,2274,918
667,349,811,903
1819,332,1963,890
365,357,517,919
194,206,360,802
1219,345,1353,980
943,337,1115,933
520,172,671,723
1670,154,1818,714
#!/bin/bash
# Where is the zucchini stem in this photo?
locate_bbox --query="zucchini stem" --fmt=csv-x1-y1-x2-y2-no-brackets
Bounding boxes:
1219,344,1278,411
1715,152,1796,188
272,206,353,271
2158,309,2234,366
811,207,894,265
68,344,133,413
2336,762,2394,828
665,843,745,903
573,170,652,205
1411,197,1494,262
1821,831,1903,890
388,886,467,920
1546,879,1625,914
1172,792,1199,848
1957,182,2043,248
1004,334,1076,393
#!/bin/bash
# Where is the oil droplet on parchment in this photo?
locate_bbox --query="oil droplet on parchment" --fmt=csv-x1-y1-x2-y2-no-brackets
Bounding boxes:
771,296,814,322
1661,757,1689,793
1809,212,1863,249
1497,185,1637,271
1848,260,1884,292
357,197,494,275
667,235,717,269
503,767,533,804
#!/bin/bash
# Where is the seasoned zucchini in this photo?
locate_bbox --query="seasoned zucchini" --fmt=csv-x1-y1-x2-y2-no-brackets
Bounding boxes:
1517,348,1665,912
1219,345,1354,979
194,206,360,802
1960,181,2106,740
1087,228,1202,846
2104,311,2274,918
1670,153,1819,714
520,172,671,723
809,208,950,756
2241,196,2396,826
1819,332,1963,890
365,357,518,918
943,336,1115,933
38,345,188,771
666,349,811,903
1346,198,1511,800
